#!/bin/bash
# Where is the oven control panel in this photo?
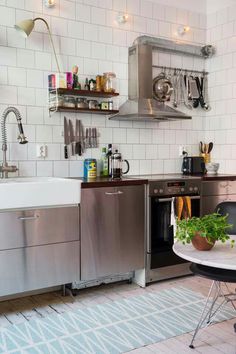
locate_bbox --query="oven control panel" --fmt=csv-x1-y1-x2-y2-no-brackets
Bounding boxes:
149,180,201,196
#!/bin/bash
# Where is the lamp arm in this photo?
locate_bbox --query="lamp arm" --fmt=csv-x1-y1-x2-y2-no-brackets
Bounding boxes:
34,17,61,73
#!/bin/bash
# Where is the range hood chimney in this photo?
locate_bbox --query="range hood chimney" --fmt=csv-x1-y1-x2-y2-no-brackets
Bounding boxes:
110,41,192,122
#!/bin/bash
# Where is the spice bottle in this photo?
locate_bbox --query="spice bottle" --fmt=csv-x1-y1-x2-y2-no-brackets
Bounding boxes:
108,99,113,110
72,65,78,89
89,79,96,91
84,78,90,90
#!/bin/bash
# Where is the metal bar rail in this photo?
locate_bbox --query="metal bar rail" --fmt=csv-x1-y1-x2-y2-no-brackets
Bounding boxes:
152,65,208,75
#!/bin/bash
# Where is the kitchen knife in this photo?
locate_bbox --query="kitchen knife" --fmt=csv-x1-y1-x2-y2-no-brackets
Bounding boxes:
69,119,75,156
88,128,92,148
75,119,80,155
64,117,69,159
94,127,97,148
85,128,89,149
80,120,85,153
76,119,82,156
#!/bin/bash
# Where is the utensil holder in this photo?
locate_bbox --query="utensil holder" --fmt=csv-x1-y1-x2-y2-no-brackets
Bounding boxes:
200,153,211,164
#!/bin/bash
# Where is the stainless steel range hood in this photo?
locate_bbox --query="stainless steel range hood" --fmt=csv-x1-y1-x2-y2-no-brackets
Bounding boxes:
110,41,192,122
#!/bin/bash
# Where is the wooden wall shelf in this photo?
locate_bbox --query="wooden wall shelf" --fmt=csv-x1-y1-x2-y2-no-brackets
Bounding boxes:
49,106,119,115
49,88,119,98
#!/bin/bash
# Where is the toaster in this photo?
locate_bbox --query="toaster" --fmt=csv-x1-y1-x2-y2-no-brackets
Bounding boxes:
182,156,205,175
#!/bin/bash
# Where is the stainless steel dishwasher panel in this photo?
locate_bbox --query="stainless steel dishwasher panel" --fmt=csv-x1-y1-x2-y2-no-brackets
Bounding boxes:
0,241,80,297
81,185,145,280
201,195,233,215
201,181,236,215
202,181,229,196
0,207,80,250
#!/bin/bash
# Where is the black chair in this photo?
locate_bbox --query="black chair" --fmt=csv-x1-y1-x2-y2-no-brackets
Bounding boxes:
189,202,236,349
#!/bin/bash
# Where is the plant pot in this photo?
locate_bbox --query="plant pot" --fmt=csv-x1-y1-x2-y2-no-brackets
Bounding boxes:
191,232,215,251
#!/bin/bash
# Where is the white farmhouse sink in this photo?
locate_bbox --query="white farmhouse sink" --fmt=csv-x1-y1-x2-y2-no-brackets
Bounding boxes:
0,177,82,210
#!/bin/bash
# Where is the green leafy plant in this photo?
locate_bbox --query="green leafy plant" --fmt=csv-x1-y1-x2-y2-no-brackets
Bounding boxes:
175,213,235,247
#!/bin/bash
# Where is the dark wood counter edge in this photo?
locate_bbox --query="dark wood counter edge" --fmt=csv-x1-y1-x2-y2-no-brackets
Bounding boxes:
74,178,148,188
202,175,236,181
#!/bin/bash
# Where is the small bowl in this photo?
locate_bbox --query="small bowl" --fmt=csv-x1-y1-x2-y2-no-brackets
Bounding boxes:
205,162,219,174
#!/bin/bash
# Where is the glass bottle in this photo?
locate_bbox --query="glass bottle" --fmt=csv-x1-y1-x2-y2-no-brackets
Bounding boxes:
84,78,90,90
100,147,108,177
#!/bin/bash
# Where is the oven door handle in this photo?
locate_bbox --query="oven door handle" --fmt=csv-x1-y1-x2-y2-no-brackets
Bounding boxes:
157,198,173,202
157,196,200,202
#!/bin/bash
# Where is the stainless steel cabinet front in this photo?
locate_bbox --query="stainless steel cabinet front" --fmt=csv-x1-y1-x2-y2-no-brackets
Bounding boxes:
0,241,80,297
0,207,79,250
201,195,236,215
81,185,145,280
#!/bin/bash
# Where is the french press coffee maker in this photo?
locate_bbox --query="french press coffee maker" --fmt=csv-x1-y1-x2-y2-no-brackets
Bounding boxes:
111,150,130,179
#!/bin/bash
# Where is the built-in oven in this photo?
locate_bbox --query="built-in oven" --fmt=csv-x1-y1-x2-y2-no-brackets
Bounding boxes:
146,179,201,283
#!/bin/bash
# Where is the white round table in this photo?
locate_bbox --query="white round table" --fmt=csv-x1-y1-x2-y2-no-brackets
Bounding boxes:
173,237,236,348
173,235,236,270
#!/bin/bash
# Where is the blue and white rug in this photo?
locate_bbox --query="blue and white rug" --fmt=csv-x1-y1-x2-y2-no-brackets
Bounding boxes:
0,287,235,353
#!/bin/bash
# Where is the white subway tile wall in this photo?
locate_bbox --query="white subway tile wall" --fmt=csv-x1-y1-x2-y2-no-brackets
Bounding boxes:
206,2,236,173
0,0,208,177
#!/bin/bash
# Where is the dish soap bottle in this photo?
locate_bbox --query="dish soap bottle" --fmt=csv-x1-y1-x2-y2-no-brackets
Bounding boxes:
100,147,108,177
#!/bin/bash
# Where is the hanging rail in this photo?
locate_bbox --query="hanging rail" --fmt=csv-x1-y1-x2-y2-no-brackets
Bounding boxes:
152,65,208,75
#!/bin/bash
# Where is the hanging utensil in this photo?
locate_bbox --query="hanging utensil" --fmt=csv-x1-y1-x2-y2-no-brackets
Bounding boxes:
195,76,211,111
181,72,192,110
172,69,179,108
189,76,199,108
153,72,173,102
202,73,211,111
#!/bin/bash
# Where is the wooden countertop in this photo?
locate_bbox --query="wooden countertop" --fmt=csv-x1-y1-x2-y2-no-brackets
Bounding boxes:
69,174,236,188
71,177,148,188
201,174,236,181
127,174,236,182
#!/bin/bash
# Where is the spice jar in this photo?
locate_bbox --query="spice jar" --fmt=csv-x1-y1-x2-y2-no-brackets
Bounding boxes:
88,100,99,109
103,72,116,93
96,75,102,92
63,96,75,108
57,95,64,107
76,98,88,109
89,79,96,91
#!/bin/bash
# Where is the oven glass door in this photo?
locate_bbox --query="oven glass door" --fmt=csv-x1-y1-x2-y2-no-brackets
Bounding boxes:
150,196,200,269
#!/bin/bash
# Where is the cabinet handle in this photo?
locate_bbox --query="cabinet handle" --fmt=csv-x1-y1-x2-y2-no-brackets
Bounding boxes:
105,191,123,196
18,215,39,221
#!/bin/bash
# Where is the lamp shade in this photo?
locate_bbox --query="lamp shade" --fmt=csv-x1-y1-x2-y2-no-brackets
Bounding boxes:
14,19,35,38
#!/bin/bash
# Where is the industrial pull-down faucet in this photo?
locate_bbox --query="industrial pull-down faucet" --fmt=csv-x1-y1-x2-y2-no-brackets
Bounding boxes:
0,107,28,178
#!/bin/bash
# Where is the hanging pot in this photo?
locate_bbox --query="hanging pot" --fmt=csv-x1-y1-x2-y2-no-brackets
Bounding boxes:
191,232,215,251
153,73,173,102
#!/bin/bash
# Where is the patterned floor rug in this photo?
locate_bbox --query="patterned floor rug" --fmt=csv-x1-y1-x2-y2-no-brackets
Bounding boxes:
0,287,235,354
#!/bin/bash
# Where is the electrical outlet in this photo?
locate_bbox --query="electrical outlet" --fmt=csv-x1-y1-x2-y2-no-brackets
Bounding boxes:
36,145,47,158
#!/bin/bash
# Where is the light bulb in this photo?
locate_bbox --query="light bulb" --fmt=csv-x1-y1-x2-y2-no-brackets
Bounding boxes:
117,14,128,24
177,25,190,36
44,0,55,8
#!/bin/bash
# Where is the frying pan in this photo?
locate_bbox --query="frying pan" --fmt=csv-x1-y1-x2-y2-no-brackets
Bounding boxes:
153,73,173,102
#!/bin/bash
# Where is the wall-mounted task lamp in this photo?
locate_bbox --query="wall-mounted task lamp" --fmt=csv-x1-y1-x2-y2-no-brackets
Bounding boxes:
14,17,61,73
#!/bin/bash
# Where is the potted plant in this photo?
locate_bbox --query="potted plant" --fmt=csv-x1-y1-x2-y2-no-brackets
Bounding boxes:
175,213,234,251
